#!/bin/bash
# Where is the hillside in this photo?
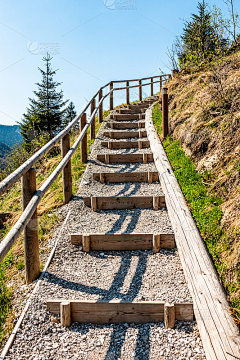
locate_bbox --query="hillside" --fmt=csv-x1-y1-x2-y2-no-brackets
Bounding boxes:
0,125,22,147
0,141,10,169
163,49,240,321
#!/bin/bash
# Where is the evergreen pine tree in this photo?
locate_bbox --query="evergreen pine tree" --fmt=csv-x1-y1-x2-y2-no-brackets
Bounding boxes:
62,101,77,130
179,1,228,67
19,53,68,147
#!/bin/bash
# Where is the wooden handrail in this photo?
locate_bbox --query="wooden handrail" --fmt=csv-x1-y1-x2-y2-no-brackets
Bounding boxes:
0,73,170,281
0,90,110,263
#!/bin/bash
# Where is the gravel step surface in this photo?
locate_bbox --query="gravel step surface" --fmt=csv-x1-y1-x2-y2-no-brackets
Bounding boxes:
5,98,206,359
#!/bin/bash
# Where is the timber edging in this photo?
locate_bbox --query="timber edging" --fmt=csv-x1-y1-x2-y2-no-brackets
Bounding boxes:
145,106,240,360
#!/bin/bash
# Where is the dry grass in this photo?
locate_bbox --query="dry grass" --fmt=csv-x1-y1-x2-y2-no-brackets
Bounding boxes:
164,50,240,323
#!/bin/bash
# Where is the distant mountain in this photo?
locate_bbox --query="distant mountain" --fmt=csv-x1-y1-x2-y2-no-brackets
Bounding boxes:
0,125,22,147
0,141,11,169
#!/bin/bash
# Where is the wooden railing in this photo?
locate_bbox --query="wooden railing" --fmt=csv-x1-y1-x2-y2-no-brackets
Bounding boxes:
0,74,170,283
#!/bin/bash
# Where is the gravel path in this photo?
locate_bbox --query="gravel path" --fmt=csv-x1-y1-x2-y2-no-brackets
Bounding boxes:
5,98,206,360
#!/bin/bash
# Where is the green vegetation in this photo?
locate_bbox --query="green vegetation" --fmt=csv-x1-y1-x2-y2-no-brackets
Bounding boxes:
18,53,74,149
169,0,239,70
152,103,240,323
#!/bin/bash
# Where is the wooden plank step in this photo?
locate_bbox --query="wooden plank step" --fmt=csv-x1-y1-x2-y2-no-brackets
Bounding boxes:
101,140,149,149
93,171,159,183
116,109,145,114
97,153,153,164
84,196,166,211
103,130,147,139
110,114,145,121
46,300,194,325
106,121,145,129
71,233,175,251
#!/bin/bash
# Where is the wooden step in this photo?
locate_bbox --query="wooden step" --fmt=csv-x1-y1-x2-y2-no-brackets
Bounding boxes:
110,114,145,121
93,171,159,183
101,140,149,149
106,121,145,129
103,130,147,139
97,153,153,164
84,195,165,211
46,300,194,325
71,233,175,251
116,109,145,114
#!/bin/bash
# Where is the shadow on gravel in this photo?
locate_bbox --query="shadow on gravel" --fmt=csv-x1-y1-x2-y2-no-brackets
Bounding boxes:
116,163,140,173
106,209,141,233
114,183,141,196
45,250,148,303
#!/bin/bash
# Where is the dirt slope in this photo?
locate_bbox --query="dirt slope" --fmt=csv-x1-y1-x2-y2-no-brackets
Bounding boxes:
165,50,240,320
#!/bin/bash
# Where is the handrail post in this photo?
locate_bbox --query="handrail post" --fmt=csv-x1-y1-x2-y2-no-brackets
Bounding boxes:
22,168,40,284
151,77,154,96
80,113,87,163
61,134,72,204
90,99,96,140
160,76,162,92
139,80,142,101
109,82,113,110
162,87,169,137
98,90,103,123
126,81,129,105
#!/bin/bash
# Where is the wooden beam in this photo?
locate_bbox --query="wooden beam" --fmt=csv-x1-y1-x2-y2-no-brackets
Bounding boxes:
46,300,193,325
113,114,142,121
90,99,96,140
98,90,103,123
84,196,165,211
103,131,147,139
101,140,149,149
164,303,175,329
22,168,40,284
70,233,176,251
106,121,145,130
61,301,71,327
97,153,153,164
92,171,159,183
145,108,240,359
61,134,72,204
80,113,87,163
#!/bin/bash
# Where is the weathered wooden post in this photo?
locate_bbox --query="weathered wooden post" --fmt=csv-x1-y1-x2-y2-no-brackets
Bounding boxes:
162,87,169,138
90,99,96,140
160,76,163,91
151,77,154,96
139,80,142,101
80,113,87,163
61,134,72,204
164,303,175,328
126,81,130,105
98,89,103,123
110,82,113,110
22,168,40,284
61,301,71,327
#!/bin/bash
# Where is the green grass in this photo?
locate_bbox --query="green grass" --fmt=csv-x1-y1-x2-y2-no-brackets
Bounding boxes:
152,104,240,322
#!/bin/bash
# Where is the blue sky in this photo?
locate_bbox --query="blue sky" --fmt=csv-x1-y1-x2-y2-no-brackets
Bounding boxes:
0,0,234,125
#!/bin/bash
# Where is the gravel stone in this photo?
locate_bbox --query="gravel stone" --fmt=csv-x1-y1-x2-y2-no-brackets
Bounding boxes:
5,97,206,359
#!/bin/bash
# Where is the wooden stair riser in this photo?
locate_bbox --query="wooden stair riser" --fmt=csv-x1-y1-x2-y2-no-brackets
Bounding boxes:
103,131,147,139
106,122,145,129
110,114,145,121
93,171,159,183
101,140,149,149
97,153,153,164
84,196,166,211
46,300,194,326
71,233,175,251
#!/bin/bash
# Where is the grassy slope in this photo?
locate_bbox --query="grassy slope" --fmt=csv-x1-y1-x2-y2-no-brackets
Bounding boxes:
0,113,109,347
152,49,240,325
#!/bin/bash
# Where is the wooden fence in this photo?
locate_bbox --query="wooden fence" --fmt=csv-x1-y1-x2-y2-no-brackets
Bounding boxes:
0,74,170,283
